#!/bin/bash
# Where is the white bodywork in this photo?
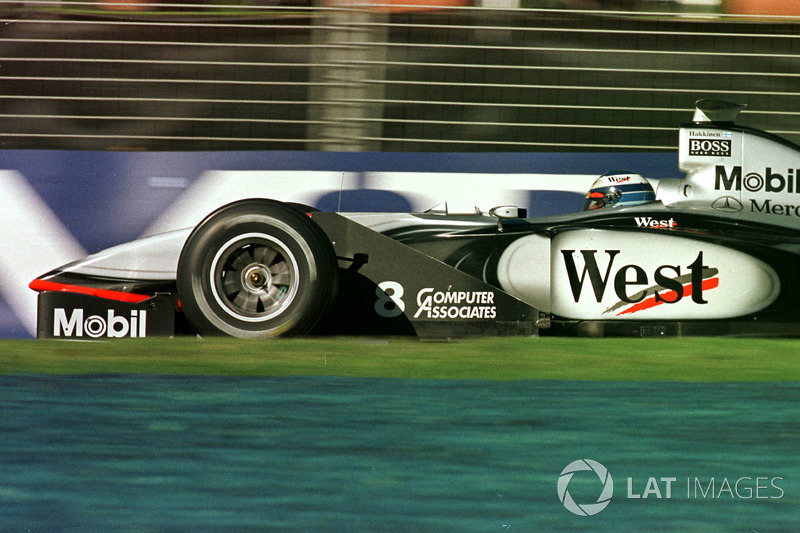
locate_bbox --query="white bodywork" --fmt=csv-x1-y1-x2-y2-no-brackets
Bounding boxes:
54,229,191,281
659,102,800,231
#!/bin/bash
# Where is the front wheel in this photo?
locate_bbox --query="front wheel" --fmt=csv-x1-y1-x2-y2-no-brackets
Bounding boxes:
177,200,338,339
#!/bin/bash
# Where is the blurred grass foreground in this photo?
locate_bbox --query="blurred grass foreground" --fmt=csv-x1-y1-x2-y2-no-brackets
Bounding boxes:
1,336,799,382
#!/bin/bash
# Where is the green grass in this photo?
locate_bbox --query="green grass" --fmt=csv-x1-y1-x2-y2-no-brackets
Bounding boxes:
1,336,799,382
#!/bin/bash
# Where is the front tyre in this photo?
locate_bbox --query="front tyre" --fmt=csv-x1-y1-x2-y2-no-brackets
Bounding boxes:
177,200,338,339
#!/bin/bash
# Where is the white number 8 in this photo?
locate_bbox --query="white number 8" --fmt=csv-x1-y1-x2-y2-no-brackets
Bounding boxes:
375,281,405,318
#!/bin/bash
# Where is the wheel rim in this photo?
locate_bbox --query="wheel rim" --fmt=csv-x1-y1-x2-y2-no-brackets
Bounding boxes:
209,233,300,322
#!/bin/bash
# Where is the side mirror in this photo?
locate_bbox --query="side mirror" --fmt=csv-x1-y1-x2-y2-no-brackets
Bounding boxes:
489,206,527,219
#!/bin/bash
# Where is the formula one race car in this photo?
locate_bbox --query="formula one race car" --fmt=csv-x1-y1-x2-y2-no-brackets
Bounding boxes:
30,100,800,339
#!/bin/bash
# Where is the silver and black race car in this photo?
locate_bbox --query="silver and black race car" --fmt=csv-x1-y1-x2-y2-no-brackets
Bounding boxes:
29,101,800,339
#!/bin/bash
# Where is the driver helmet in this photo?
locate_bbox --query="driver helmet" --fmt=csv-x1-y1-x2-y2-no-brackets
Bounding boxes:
582,170,656,210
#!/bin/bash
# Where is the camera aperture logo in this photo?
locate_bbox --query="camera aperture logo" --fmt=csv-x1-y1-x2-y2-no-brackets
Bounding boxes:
557,459,614,516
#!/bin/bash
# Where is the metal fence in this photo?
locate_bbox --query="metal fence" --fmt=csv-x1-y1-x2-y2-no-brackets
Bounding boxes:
1,1,800,152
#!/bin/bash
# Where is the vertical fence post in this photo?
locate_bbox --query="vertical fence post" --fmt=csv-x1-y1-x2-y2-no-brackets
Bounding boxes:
308,3,388,151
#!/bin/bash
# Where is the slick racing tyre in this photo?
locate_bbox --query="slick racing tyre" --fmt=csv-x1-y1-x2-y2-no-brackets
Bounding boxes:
177,199,338,339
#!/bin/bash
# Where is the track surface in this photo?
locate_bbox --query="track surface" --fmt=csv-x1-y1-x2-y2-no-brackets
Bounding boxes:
2,375,798,531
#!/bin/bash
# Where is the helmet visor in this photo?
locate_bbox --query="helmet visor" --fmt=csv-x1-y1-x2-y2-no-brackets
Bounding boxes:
583,186,621,210
582,183,655,211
